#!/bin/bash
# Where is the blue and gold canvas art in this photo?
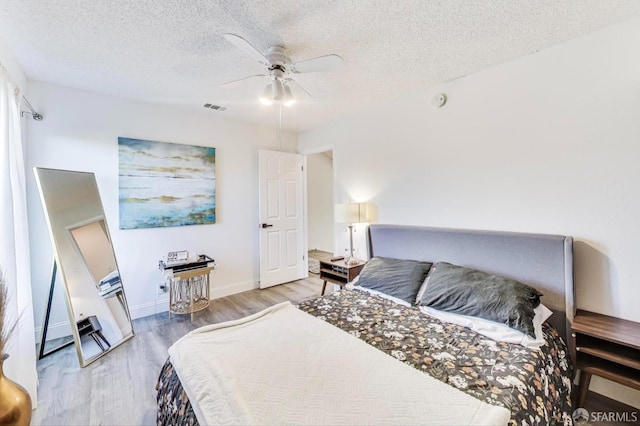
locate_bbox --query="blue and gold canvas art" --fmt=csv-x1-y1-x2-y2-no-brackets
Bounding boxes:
118,137,216,229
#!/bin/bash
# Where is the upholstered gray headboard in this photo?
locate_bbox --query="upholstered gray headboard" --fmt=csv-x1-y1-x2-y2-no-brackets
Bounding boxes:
367,224,575,349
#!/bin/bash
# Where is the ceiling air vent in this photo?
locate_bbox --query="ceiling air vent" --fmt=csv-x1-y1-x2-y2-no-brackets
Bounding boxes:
203,103,227,111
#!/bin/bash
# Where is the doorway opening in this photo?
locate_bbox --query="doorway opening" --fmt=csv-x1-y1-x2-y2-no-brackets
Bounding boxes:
306,149,335,275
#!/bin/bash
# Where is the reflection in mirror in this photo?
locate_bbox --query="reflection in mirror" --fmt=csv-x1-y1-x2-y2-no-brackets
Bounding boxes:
34,167,134,367
69,218,132,359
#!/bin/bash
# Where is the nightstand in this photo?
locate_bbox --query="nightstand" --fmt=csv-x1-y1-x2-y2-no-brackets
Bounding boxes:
319,259,366,295
76,315,110,352
572,309,640,408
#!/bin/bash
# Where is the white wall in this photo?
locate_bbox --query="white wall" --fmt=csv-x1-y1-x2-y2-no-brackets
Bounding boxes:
306,152,334,253
26,81,298,329
299,17,640,407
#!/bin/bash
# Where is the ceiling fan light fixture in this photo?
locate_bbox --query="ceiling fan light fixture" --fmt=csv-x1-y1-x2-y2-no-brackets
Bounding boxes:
259,84,273,105
272,79,285,101
283,85,296,107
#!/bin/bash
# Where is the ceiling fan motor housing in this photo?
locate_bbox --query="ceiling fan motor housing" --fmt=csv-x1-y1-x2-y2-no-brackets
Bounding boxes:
266,45,290,68
269,65,286,82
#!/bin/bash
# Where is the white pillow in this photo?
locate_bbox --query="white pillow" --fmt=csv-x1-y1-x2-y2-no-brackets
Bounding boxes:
347,280,552,348
419,303,553,348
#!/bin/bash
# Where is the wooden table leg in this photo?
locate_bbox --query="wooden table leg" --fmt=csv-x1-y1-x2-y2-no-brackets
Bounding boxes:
576,370,592,408
321,280,327,296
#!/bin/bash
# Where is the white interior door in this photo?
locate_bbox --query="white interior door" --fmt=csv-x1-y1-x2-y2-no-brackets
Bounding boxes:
258,150,306,288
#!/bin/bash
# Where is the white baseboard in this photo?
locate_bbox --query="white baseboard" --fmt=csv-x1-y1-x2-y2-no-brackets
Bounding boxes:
34,320,73,341
590,376,640,409
129,300,164,320
211,279,259,300
127,279,259,320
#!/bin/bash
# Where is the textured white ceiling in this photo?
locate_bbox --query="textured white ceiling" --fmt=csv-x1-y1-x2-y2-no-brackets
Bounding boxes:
1,1,638,132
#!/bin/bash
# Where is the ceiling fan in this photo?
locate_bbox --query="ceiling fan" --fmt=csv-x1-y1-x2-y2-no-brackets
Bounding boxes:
222,34,343,106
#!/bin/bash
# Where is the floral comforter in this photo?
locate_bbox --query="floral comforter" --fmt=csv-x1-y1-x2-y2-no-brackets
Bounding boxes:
157,289,573,425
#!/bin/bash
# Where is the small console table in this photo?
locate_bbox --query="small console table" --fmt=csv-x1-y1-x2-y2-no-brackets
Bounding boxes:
572,309,640,408
159,255,215,320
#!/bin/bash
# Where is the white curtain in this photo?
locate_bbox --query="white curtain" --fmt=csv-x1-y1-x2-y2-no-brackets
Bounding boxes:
0,64,37,405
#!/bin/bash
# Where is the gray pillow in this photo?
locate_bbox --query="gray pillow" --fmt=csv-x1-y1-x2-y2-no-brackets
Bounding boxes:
357,257,432,304
418,262,542,337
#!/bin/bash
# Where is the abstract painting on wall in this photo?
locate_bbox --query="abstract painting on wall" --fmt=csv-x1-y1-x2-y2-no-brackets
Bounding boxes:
118,137,216,229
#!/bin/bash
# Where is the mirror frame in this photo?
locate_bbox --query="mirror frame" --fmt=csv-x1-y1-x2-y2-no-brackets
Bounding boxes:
34,167,134,367
38,260,75,359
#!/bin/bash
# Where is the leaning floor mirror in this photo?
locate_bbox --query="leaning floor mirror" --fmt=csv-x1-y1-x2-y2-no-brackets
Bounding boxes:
34,167,134,367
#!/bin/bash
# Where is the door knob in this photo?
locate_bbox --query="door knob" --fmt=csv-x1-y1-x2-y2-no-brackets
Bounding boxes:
260,223,274,228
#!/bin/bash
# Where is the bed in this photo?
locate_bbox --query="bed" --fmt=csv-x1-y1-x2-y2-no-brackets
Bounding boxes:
156,224,575,425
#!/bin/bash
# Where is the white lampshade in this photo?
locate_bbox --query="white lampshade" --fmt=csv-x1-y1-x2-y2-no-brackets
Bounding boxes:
258,81,296,107
272,79,285,101
335,203,374,224
283,85,296,107
259,84,273,105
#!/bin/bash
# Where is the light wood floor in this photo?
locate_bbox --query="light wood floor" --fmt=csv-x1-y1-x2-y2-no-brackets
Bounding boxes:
308,249,333,262
32,276,328,426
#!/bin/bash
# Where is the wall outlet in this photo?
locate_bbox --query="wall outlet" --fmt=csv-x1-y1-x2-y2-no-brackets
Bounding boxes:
158,283,168,295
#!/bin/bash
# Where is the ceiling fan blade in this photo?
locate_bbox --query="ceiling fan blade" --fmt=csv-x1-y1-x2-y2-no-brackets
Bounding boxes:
223,33,268,65
286,79,313,98
220,74,265,88
291,54,343,73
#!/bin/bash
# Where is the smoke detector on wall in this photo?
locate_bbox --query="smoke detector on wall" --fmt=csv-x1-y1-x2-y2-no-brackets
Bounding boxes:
431,93,447,108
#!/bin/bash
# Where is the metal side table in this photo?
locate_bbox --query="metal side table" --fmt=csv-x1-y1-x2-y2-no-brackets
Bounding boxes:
159,255,215,321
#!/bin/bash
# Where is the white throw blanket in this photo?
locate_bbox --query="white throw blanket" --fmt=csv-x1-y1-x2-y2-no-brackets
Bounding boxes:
168,302,510,425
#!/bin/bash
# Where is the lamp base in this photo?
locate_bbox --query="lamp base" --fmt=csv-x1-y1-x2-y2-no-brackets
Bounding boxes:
345,224,361,266
346,256,360,266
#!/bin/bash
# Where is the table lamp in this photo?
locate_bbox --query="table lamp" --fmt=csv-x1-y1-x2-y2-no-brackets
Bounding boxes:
335,202,374,265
